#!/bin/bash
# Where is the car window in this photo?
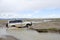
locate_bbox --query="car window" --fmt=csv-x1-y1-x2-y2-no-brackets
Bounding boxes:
9,20,22,23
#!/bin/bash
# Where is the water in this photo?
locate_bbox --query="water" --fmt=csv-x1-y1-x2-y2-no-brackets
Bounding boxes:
39,33,60,40
0,27,60,40
0,27,8,35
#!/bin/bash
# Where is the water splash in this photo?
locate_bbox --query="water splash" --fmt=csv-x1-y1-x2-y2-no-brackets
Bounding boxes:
0,27,8,35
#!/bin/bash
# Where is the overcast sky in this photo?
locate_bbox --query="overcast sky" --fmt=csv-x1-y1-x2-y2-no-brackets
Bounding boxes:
0,0,60,18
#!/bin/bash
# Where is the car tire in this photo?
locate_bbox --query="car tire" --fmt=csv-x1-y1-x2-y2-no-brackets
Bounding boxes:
6,23,9,28
26,24,30,28
11,25,16,27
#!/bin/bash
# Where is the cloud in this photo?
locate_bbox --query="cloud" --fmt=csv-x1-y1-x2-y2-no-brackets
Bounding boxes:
39,13,60,18
0,12,33,18
47,14,60,18
0,0,60,12
0,0,60,18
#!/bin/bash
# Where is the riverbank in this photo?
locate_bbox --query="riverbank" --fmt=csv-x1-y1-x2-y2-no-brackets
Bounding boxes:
29,28,60,33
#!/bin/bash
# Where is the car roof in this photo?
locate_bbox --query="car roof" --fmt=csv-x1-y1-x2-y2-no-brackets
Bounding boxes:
9,19,22,21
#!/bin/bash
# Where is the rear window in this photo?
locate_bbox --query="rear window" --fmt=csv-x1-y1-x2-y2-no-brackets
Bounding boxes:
9,20,22,23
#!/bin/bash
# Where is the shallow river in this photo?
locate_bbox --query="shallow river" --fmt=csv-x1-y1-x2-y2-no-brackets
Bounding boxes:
0,27,60,40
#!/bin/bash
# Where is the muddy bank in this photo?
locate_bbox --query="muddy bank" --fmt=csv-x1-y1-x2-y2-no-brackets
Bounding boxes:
0,35,19,40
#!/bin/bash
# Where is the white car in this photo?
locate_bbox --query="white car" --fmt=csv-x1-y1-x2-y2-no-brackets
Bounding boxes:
6,20,32,28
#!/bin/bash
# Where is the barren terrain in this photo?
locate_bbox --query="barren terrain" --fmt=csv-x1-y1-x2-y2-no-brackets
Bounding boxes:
0,18,60,40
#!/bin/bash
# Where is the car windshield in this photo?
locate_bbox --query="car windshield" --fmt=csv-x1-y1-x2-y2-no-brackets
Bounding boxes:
9,20,22,23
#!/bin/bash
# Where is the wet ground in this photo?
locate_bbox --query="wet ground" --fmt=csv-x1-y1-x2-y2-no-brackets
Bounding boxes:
0,27,60,40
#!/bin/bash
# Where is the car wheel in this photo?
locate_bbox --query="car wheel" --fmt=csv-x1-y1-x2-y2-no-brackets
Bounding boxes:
11,25,16,27
26,24,30,28
6,23,9,28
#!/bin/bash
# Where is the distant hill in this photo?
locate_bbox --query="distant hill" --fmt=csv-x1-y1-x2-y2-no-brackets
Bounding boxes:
0,18,27,20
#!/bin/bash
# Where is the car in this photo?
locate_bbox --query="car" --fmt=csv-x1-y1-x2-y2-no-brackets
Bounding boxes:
6,20,32,28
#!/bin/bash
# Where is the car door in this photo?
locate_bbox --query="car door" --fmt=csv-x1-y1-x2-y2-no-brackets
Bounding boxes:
21,22,26,27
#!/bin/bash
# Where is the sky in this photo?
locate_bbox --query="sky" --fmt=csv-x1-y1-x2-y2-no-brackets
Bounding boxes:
0,0,60,18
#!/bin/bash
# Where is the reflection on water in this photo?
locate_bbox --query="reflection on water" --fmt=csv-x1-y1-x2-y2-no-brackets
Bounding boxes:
0,27,60,40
